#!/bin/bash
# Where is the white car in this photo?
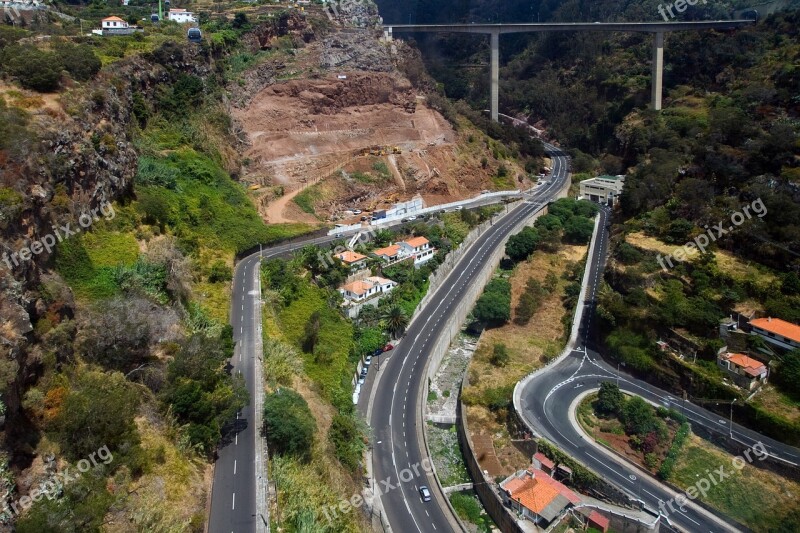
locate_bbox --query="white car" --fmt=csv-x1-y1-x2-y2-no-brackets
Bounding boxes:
455,205,464,211
408,215,418,221
353,209,362,215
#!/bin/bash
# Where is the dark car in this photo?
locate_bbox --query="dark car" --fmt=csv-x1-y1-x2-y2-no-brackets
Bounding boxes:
373,348,384,357
419,486,431,502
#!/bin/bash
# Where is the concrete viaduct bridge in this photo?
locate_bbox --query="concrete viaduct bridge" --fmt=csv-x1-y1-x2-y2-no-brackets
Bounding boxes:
383,20,755,121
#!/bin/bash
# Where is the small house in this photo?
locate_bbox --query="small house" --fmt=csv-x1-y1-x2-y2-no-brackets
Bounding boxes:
717,352,768,390
102,16,129,30
335,250,368,270
167,8,197,23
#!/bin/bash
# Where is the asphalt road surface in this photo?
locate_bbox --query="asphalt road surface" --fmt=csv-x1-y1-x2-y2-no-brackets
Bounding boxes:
369,143,571,533
519,206,800,532
207,170,559,532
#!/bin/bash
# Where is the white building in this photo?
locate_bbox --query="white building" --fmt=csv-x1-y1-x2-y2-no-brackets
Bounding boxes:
338,276,397,303
168,8,196,23
398,236,435,266
101,16,129,30
749,317,800,351
579,175,625,206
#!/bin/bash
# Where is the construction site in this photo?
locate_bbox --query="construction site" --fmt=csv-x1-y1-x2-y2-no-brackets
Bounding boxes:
229,4,535,225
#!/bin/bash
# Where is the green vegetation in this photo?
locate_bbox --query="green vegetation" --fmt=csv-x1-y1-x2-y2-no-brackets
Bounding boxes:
671,438,800,531
164,330,248,454
294,185,323,215
449,492,495,533
472,277,512,327
490,343,509,367
263,388,317,462
428,424,470,486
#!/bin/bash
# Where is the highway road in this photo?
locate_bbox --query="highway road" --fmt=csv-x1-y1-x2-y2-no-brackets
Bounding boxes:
206,159,562,531
518,206,800,532
368,143,571,533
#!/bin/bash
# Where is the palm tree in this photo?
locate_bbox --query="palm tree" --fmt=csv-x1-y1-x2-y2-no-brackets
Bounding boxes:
382,304,410,339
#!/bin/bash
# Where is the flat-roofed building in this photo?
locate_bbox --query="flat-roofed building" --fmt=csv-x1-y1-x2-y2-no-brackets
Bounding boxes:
579,175,625,206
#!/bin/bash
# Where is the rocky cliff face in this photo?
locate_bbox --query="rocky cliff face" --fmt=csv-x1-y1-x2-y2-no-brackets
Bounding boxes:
0,42,216,429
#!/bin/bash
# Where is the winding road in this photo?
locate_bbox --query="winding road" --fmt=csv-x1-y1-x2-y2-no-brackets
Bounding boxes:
518,205,800,532
206,165,563,532
367,143,571,532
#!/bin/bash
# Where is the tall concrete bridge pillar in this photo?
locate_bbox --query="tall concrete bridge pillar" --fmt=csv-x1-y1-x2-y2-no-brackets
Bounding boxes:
651,31,664,111
490,30,499,122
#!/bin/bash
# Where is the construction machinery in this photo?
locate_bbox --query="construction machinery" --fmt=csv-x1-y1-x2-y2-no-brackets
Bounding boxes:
359,145,401,157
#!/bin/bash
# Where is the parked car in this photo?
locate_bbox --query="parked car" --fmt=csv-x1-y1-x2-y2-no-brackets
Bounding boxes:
408,215,418,221
373,348,384,357
401,217,410,223
353,209,362,215
419,486,431,502
454,205,464,211
361,216,368,221
358,371,366,385
383,343,395,352
364,355,372,366
335,233,344,238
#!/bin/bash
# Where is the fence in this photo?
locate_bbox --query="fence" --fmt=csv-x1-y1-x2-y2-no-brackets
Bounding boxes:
326,190,522,235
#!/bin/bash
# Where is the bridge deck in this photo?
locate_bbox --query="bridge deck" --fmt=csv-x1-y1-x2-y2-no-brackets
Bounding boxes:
384,20,755,34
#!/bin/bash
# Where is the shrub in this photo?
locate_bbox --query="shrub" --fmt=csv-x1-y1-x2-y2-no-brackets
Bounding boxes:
506,226,540,262
329,413,364,472
1,44,61,92
490,343,510,367
473,278,511,327
595,382,625,417
263,388,316,462
57,43,101,81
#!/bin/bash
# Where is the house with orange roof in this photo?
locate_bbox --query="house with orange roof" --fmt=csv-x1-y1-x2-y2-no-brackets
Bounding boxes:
338,276,396,303
749,317,800,352
717,352,768,390
398,236,435,266
335,250,368,270
499,466,581,527
372,244,402,264
102,16,129,30
532,452,555,476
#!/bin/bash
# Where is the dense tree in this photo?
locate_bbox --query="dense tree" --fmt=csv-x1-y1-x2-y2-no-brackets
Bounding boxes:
595,382,625,417
263,388,316,462
506,226,540,261
53,370,140,462
473,278,511,327
1,44,61,92
56,43,101,81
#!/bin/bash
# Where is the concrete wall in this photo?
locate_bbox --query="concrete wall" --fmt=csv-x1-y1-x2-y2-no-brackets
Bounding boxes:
327,190,521,235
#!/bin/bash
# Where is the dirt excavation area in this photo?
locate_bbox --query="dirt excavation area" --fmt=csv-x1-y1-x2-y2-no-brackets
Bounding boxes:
230,13,520,225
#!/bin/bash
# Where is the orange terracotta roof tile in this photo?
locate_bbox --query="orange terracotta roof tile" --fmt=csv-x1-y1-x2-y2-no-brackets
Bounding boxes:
403,236,429,248
750,317,800,344
373,244,400,257
340,280,371,296
723,353,767,377
335,250,367,264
